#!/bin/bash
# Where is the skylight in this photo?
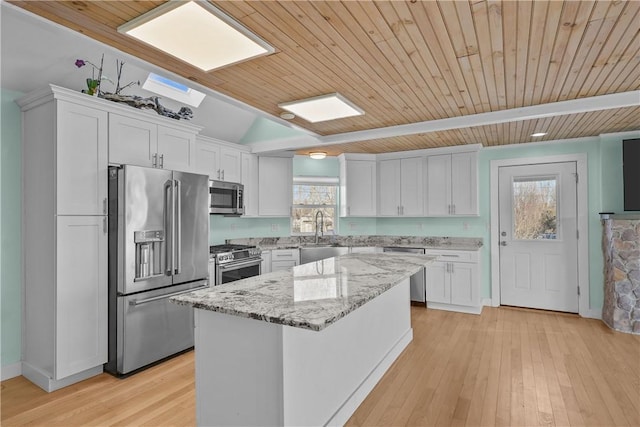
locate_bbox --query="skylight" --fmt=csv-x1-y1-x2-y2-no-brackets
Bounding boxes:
118,1,274,71
142,73,206,107
279,93,365,123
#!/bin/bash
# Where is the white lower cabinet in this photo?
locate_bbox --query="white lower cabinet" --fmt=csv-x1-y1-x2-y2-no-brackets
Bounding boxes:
424,249,480,313
55,216,108,379
271,249,299,272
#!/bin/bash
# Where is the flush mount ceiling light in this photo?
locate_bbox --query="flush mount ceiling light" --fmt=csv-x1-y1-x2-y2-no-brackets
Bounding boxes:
309,152,327,160
279,93,364,123
531,132,547,137
118,1,275,72
280,112,296,120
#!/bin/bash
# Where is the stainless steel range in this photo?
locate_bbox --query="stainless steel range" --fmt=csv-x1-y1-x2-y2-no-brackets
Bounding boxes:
210,244,262,286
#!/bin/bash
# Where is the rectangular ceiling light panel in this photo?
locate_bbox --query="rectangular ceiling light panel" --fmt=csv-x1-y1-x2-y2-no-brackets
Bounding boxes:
279,93,365,123
118,1,274,71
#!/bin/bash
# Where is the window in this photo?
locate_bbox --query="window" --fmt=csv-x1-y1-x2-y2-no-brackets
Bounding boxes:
512,176,558,240
291,177,337,235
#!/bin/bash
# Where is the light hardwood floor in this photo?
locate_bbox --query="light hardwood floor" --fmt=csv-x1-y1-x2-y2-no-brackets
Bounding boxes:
2,307,639,426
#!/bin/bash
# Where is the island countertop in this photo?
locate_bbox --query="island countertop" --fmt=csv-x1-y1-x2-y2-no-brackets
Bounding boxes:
172,253,435,331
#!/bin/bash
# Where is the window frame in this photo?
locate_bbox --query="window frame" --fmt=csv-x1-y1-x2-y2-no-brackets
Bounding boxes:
290,177,338,236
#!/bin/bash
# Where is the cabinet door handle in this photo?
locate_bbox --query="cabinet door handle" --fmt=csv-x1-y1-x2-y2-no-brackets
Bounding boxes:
103,198,107,214
222,170,225,181
217,169,221,180
347,206,351,216
401,206,404,215
103,217,107,234
452,204,455,215
397,206,400,215
159,154,164,169
152,153,158,168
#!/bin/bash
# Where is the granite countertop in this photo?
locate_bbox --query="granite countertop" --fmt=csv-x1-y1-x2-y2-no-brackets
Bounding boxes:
229,235,483,251
172,253,435,331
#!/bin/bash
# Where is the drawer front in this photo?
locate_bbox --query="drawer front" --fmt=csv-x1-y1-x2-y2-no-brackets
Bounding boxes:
271,249,300,262
271,260,297,272
423,249,479,263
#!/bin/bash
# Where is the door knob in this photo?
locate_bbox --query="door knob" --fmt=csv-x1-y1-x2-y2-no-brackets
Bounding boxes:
500,241,507,246
501,231,507,236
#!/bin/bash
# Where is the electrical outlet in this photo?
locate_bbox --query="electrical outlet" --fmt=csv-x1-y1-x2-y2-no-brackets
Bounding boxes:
349,222,357,230
271,223,279,232
416,223,423,231
463,222,469,231
230,224,237,231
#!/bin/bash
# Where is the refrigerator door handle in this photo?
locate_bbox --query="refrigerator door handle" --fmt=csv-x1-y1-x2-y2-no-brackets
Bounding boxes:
175,179,182,275
164,179,174,276
129,284,209,306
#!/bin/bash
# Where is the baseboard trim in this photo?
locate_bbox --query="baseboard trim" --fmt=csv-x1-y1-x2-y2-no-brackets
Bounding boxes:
427,302,483,315
1,362,22,381
22,362,103,392
582,308,602,319
326,327,413,427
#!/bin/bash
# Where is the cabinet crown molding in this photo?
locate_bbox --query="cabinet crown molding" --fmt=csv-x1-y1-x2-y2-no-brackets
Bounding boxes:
196,134,250,152
17,84,204,133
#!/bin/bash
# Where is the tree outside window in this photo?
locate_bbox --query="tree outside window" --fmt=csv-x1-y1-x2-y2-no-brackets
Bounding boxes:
291,181,337,235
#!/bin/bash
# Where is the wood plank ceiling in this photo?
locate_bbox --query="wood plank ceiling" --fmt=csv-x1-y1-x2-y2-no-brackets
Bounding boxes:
9,0,640,155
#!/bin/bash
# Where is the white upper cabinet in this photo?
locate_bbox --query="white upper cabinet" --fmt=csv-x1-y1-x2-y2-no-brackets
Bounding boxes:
426,151,478,216
109,113,199,173
377,157,423,217
157,126,196,172
258,155,292,217
56,100,108,216
377,160,401,216
194,136,242,182
339,154,377,217
241,152,259,216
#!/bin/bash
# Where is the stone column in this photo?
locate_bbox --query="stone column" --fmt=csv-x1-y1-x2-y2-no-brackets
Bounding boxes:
601,217,640,334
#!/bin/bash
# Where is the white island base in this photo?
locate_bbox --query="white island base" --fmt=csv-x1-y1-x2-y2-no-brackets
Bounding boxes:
194,278,412,426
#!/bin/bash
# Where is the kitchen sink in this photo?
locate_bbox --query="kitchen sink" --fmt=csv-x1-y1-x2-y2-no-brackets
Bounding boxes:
300,245,349,264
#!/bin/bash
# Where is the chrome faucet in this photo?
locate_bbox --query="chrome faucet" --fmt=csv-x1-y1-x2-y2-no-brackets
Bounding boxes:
314,210,324,245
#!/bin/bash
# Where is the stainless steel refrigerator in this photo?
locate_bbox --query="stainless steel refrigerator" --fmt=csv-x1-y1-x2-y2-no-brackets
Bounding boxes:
106,165,209,376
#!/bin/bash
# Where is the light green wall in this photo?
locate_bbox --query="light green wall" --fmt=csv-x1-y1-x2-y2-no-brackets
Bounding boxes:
1,89,23,368
240,117,307,144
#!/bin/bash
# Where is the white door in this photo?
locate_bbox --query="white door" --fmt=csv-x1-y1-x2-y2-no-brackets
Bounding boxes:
377,159,401,216
56,216,107,379
219,147,242,182
56,101,108,215
400,157,424,216
108,114,157,167
195,140,220,179
498,162,579,312
426,154,451,216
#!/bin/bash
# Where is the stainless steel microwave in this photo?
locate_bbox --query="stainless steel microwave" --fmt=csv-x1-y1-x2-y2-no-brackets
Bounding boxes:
209,180,244,216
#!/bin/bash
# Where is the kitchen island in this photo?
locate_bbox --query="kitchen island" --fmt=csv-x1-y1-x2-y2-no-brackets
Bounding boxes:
172,253,435,426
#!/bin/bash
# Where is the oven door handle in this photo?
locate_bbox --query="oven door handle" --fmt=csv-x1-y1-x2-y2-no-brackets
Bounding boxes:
129,285,209,306
218,259,262,272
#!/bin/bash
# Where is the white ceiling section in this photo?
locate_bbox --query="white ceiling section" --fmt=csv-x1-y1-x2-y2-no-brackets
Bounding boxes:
0,2,302,144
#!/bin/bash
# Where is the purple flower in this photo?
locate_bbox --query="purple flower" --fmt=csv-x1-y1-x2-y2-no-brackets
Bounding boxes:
75,59,86,68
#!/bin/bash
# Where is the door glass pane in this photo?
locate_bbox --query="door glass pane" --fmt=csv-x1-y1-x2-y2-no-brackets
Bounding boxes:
512,177,557,240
